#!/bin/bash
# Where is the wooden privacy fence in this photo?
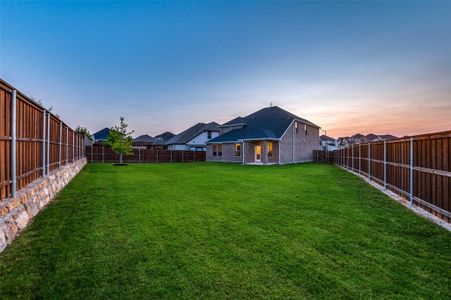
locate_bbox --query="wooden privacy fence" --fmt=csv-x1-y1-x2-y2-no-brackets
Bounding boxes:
314,130,451,222
0,79,84,201
86,145,206,163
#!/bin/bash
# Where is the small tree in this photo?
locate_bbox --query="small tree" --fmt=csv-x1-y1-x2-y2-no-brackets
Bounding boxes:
104,117,134,164
75,126,93,141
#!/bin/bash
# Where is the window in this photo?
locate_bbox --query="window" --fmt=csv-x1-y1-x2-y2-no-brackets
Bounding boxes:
235,143,241,156
268,142,273,157
207,131,212,139
218,144,223,156
304,124,308,135
295,122,299,134
213,144,217,156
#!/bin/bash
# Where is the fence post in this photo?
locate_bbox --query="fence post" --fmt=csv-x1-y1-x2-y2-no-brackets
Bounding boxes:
66,127,69,164
384,141,387,190
170,150,173,163
156,150,159,163
42,110,46,177
182,150,184,163
194,149,196,163
58,121,62,168
72,133,75,162
11,89,17,198
352,145,354,170
138,148,141,163
409,137,414,207
368,143,371,180
102,146,105,163
46,113,50,174
359,144,361,174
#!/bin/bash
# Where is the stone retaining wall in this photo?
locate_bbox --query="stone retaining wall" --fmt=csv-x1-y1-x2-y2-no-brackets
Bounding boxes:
0,158,87,253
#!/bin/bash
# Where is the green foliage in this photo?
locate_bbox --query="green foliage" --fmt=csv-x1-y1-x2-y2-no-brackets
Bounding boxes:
75,126,93,141
0,163,449,298
104,117,134,163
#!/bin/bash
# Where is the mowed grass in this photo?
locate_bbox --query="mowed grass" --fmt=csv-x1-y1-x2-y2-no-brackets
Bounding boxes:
0,163,450,299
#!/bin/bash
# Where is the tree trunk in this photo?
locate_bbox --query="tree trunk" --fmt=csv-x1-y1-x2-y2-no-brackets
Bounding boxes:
120,153,123,164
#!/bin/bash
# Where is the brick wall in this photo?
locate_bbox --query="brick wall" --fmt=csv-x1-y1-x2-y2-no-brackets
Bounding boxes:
280,122,320,164
206,143,242,163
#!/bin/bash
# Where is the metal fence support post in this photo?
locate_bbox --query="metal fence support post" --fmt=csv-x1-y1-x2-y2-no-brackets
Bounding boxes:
58,121,62,168
42,110,46,177
368,143,371,180
72,133,75,162
193,149,196,163
138,148,141,163
11,89,17,198
182,150,184,163
170,150,173,163
46,112,50,174
102,146,105,163
384,141,387,190
410,137,414,207
352,145,354,170
156,150,159,163
359,144,361,174
66,127,69,164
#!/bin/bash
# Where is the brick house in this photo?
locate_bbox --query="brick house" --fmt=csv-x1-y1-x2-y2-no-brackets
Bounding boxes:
206,106,320,164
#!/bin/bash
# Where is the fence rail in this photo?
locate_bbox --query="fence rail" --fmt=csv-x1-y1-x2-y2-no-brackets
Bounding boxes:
86,145,206,163
314,130,451,223
0,79,84,201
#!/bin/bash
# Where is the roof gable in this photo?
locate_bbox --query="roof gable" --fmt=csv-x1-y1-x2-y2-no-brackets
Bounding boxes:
133,134,155,143
93,128,110,140
155,131,175,140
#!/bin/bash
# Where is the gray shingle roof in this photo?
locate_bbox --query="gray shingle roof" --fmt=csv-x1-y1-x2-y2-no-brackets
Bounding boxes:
155,131,175,140
133,134,155,143
207,106,319,143
164,122,219,145
221,116,246,126
93,128,110,141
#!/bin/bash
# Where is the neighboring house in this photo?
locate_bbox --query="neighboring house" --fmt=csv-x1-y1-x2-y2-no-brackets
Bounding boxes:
320,135,337,151
92,128,110,144
351,133,365,144
164,122,220,151
153,131,176,149
206,106,320,165
337,133,398,148
133,134,156,149
154,131,175,142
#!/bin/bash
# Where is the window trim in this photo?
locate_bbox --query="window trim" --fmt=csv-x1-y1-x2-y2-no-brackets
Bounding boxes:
213,144,217,156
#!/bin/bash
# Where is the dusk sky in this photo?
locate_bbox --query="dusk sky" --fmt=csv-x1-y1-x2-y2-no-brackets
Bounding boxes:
1,1,450,138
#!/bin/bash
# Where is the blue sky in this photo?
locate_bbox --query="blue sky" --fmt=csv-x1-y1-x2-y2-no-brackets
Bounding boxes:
1,1,450,137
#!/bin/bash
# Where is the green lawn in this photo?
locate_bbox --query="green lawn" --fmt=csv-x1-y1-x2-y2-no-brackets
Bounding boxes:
0,163,450,299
